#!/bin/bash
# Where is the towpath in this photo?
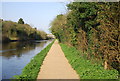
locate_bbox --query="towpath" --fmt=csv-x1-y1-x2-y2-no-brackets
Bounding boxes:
37,40,79,79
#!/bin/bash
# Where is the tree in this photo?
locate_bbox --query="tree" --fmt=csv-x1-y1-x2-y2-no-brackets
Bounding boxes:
18,18,24,24
50,2,119,71
50,14,67,42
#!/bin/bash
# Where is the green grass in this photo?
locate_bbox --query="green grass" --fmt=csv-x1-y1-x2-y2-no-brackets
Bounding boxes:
60,43,119,79
14,40,54,80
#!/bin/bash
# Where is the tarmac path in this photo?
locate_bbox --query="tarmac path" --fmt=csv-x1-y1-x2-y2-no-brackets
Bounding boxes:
37,40,79,79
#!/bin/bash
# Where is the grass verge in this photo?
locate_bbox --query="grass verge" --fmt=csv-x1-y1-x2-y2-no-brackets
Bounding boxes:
60,43,119,79
14,40,54,80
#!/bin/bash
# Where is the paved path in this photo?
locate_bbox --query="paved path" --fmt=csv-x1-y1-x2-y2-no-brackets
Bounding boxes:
37,40,79,79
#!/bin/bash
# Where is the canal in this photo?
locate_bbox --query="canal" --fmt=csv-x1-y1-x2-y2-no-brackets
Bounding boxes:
0,40,53,79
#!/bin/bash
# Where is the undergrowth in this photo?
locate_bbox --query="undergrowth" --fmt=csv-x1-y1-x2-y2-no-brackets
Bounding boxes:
60,43,119,79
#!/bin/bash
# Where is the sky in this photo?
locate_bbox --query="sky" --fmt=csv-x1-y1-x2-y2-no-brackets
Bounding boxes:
1,2,68,33
1,0,118,33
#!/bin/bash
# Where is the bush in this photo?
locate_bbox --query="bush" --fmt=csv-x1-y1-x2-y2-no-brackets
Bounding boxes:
60,43,119,79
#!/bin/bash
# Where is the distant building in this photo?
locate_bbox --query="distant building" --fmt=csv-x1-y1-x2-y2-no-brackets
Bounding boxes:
47,34,55,39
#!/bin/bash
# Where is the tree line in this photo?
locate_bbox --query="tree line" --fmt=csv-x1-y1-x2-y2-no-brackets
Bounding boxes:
1,18,48,42
50,2,119,72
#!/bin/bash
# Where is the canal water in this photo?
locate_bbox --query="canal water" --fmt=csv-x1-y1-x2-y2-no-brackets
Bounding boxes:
0,40,53,79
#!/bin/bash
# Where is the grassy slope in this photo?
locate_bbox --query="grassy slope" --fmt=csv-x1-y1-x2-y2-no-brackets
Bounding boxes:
14,40,54,80
60,44,119,79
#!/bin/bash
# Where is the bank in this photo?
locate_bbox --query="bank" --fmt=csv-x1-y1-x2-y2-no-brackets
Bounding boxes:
14,40,54,80
60,43,119,79
13,40,119,80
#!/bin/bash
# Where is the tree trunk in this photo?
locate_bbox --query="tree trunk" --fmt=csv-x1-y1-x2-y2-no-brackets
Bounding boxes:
104,60,110,70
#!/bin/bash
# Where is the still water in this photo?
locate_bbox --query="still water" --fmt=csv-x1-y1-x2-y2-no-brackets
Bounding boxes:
0,40,53,79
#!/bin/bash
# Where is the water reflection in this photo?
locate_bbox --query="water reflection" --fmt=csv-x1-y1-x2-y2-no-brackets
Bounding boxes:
1,40,53,79
1,40,48,58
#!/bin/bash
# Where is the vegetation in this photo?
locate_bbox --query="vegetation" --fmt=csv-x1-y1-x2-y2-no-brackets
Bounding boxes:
50,2,119,78
14,40,54,80
50,2,119,70
60,43,119,79
2,18,48,42
18,18,24,24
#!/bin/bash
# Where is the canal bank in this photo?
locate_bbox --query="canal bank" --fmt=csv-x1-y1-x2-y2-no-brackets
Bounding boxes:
14,40,54,79
37,40,79,79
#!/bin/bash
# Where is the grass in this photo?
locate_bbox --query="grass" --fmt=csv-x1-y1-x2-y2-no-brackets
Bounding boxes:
60,43,119,79
14,40,54,80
